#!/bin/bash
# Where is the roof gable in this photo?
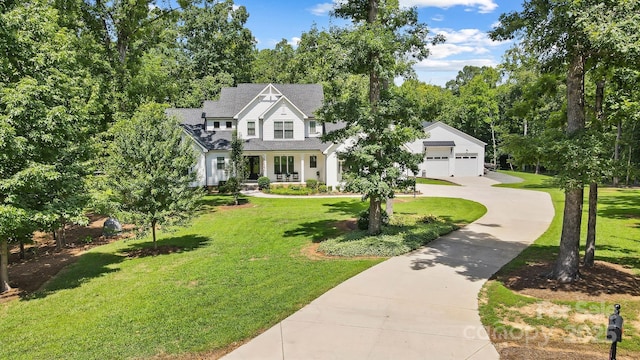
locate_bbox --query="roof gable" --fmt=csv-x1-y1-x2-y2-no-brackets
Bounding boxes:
423,121,487,146
260,95,307,120
202,83,323,119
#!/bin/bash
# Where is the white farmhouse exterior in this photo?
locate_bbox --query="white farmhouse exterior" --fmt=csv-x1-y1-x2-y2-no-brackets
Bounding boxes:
167,84,486,189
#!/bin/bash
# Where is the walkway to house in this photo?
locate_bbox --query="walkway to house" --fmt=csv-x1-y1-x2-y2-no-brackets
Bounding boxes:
225,177,554,360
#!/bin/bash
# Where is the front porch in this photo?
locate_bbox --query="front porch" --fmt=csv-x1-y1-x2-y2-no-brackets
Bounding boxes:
243,152,325,185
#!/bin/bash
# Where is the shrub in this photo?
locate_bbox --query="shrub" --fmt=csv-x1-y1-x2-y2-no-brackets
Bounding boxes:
318,185,328,193
218,177,242,194
258,176,270,190
268,186,314,195
306,179,318,190
357,208,390,230
420,214,445,224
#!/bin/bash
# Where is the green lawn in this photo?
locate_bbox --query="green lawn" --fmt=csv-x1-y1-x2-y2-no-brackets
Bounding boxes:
481,170,640,354
415,177,458,186
1,195,483,359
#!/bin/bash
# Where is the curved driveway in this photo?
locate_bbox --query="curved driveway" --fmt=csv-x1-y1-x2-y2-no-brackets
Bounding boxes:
223,176,554,360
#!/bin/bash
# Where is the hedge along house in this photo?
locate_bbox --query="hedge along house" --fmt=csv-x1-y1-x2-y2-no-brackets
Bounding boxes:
166,83,345,188
405,121,487,178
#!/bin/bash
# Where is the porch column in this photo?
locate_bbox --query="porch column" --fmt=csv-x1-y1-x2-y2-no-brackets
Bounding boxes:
300,155,305,183
262,154,268,177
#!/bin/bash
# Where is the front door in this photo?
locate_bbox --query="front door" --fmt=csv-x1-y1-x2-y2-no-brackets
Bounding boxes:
247,156,261,180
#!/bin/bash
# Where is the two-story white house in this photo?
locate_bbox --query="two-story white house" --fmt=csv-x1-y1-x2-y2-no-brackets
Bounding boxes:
166,83,486,189
166,83,344,188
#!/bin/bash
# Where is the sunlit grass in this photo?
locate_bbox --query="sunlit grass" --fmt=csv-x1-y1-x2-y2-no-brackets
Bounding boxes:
0,195,482,359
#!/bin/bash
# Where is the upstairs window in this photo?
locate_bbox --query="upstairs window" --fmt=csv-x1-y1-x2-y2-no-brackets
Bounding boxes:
309,121,317,134
214,121,220,129
247,121,256,136
274,121,294,139
226,121,232,129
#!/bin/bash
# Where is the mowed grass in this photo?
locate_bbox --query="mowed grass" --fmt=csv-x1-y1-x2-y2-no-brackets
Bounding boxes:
415,177,458,186
1,195,483,359
481,170,640,353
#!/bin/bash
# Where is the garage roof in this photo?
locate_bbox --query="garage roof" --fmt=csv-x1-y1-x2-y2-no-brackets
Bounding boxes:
424,141,456,147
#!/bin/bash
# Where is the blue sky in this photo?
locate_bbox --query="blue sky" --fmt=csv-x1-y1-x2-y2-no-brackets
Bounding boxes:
235,0,523,86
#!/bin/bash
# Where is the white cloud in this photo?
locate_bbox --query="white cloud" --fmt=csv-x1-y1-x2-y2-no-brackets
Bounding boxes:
290,37,301,46
415,58,498,72
428,43,489,59
431,14,444,22
310,2,335,16
400,0,498,14
433,27,505,47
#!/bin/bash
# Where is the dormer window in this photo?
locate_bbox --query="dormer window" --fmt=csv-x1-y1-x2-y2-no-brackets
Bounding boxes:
247,121,256,136
309,121,317,134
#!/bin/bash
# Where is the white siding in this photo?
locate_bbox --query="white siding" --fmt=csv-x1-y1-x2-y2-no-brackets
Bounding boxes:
262,103,305,141
205,151,230,185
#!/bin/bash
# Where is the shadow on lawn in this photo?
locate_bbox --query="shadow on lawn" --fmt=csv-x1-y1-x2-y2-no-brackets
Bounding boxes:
24,235,210,301
323,200,367,217
283,219,350,243
597,190,640,223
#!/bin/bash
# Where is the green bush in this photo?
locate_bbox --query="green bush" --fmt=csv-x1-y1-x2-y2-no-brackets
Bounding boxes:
218,177,243,195
258,176,270,190
318,185,328,193
357,208,390,230
318,222,458,257
268,186,314,195
306,179,318,190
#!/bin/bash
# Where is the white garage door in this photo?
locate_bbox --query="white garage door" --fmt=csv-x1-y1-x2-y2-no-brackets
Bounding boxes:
455,153,479,177
424,148,451,178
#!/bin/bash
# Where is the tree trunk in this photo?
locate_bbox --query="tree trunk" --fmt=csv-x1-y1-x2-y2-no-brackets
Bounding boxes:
152,219,157,250
368,196,382,235
553,187,584,282
552,52,585,283
386,197,393,216
584,182,598,267
491,120,497,168
1,238,11,293
613,120,622,186
626,145,632,186
19,240,25,260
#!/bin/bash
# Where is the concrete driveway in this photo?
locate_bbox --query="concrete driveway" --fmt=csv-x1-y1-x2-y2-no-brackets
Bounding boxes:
223,176,554,360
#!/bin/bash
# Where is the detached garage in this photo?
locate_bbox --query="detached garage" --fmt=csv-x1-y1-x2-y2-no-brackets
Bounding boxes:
406,122,486,178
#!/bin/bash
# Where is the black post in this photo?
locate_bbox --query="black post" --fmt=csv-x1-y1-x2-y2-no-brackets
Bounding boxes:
607,304,623,360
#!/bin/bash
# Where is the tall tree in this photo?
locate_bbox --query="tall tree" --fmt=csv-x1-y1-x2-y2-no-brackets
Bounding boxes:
105,103,203,248
320,0,441,235
180,0,255,91
226,130,248,206
492,0,640,282
0,0,98,291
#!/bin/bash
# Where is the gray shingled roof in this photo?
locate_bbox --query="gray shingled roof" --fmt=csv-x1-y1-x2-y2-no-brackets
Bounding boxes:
424,141,456,147
244,138,333,152
166,108,204,126
203,84,324,118
181,124,232,150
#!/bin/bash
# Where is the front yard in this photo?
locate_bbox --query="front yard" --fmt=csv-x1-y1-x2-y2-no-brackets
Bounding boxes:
0,195,483,359
480,171,640,359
